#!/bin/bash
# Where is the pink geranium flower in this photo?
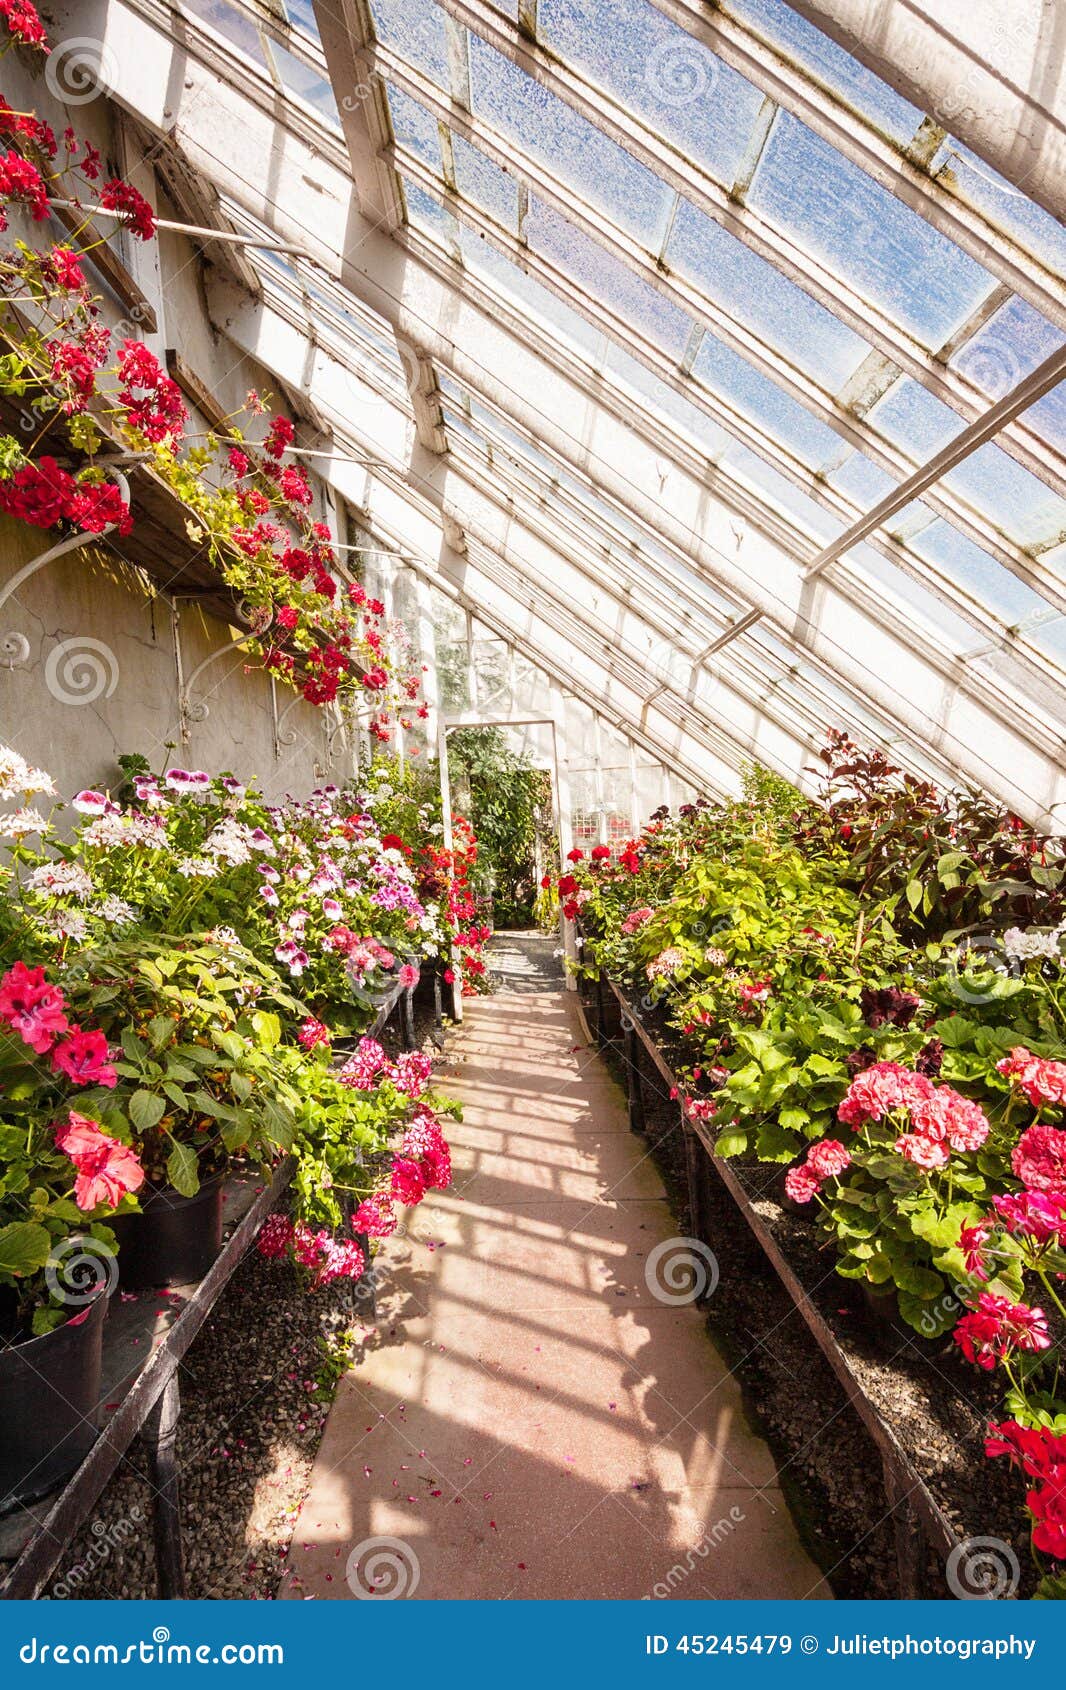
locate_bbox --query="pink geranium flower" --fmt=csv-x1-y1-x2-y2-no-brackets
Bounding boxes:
353,1191,397,1238
784,1164,821,1204
298,1017,331,1050
55,1111,144,1211
390,1157,426,1207
998,1047,1066,1111
1012,1124,1066,1193
954,1292,1051,1370
71,789,108,815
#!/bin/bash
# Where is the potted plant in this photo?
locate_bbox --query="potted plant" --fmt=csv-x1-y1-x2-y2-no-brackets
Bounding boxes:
0,961,144,1504
57,935,302,1288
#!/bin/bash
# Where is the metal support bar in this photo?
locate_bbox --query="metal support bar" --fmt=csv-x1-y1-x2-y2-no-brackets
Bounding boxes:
803,343,1066,582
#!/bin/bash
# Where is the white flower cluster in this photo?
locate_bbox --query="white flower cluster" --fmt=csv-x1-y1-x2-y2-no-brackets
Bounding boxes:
1003,924,1066,965
0,746,55,802
202,818,275,867
98,895,138,928
0,808,50,839
80,812,166,850
28,861,94,901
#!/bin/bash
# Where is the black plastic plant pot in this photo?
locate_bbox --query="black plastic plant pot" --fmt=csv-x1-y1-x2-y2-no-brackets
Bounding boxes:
0,1287,109,1511
110,1176,224,1290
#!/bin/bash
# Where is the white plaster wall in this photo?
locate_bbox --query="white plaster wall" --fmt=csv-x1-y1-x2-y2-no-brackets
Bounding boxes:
0,517,353,809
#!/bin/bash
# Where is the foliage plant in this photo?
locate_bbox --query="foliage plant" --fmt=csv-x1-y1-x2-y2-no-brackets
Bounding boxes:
0,740,462,1321
447,727,550,926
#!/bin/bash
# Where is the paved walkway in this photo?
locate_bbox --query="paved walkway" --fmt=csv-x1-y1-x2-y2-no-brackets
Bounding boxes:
281,982,830,1600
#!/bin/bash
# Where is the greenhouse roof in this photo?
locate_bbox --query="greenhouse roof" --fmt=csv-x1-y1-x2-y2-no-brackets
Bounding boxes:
75,0,1066,821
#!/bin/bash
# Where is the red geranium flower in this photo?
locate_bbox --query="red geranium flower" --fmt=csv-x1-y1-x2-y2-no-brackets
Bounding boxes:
99,176,155,240
51,1028,117,1088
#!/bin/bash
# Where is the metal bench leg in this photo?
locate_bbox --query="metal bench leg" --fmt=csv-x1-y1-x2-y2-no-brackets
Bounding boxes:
144,1375,187,1600
401,987,416,1051
594,969,607,1049
683,1124,715,1270
622,1019,646,1134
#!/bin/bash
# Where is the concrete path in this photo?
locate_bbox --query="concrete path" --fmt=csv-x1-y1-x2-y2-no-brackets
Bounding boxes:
281,986,831,1600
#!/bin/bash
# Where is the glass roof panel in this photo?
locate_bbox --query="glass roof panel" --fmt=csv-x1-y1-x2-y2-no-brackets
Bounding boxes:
690,330,846,468
665,196,870,390
941,443,1066,553
178,0,270,67
726,0,925,145
603,342,730,457
401,174,458,247
537,0,768,186
949,296,1066,458
385,81,442,169
827,451,897,507
951,295,1065,397
846,542,976,652
1028,614,1066,667
749,111,997,347
866,379,964,460
523,198,692,358
457,227,606,361
905,521,1057,627
720,444,843,542
468,34,676,250
266,37,340,125
368,0,451,84
931,139,1066,280
452,135,519,231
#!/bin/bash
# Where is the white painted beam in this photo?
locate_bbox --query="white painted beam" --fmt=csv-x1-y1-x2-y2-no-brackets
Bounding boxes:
784,0,1066,224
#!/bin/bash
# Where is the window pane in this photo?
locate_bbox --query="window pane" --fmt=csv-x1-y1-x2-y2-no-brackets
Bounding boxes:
749,111,995,347
469,34,675,249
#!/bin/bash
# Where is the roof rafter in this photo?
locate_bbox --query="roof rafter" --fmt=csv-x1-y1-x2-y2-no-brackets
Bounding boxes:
208,269,1066,818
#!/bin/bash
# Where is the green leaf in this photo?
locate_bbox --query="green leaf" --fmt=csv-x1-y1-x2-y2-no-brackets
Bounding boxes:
166,1143,200,1197
905,878,923,911
0,1221,52,1276
129,1090,166,1131
148,1014,174,1051
251,1009,281,1051
714,1127,749,1158
120,1027,147,1064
